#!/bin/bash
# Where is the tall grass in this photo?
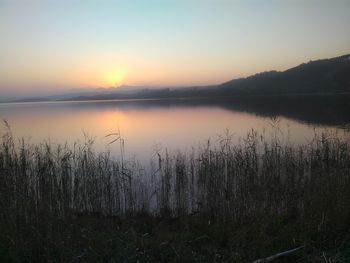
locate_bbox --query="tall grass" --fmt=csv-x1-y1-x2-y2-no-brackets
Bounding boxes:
1,125,350,220
1,122,350,261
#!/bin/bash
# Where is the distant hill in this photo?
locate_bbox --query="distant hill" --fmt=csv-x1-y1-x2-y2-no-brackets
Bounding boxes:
219,54,350,95
10,53,350,103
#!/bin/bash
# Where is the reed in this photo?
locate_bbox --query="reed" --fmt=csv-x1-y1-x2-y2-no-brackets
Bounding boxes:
1,122,350,262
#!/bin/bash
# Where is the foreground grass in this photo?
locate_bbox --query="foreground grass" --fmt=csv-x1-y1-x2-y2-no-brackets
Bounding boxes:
1,211,350,262
1,125,350,262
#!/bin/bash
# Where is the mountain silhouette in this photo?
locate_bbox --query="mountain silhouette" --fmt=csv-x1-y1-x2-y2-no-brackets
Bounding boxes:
66,53,350,101
10,53,350,103
219,54,350,95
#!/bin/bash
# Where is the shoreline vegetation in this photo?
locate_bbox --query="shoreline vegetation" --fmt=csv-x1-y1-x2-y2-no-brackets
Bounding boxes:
1,122,350,262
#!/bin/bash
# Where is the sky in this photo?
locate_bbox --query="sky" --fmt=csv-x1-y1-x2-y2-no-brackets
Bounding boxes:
1,0,350,98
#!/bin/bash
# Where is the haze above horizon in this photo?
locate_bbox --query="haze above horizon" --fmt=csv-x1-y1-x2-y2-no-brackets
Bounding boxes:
1,0,350,98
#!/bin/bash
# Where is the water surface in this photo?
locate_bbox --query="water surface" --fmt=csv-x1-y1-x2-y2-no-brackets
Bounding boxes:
1,96,349,162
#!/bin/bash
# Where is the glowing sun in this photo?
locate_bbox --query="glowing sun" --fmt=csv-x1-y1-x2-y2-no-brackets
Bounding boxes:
101,68,126,87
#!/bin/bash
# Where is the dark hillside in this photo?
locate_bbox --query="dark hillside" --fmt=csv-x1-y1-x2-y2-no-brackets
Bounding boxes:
219,54,350,94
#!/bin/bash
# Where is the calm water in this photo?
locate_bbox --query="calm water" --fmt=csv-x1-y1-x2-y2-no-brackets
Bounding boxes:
0,97,349,163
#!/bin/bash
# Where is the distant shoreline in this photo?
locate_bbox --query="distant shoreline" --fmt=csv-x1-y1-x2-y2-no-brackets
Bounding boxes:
2,53,350,104
2,92,350,104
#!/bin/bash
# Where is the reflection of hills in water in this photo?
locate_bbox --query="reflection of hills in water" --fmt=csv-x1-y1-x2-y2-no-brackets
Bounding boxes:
70,95,350,127
119,95,348,127
3,94,350,127
214,94,350,127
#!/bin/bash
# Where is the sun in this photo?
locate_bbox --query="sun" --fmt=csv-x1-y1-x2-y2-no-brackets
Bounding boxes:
101,68,126,87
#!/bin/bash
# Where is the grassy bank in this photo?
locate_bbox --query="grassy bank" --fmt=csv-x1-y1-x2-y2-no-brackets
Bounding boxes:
1,124,350,262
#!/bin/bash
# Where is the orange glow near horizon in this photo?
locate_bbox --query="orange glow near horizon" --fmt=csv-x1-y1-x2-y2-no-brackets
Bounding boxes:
100,68,126,87
1,1,350,97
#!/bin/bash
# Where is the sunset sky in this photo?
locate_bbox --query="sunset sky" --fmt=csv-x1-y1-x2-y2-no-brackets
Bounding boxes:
1,0,350,98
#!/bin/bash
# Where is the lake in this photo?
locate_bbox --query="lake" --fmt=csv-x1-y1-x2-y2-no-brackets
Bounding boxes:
1,95,349,163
